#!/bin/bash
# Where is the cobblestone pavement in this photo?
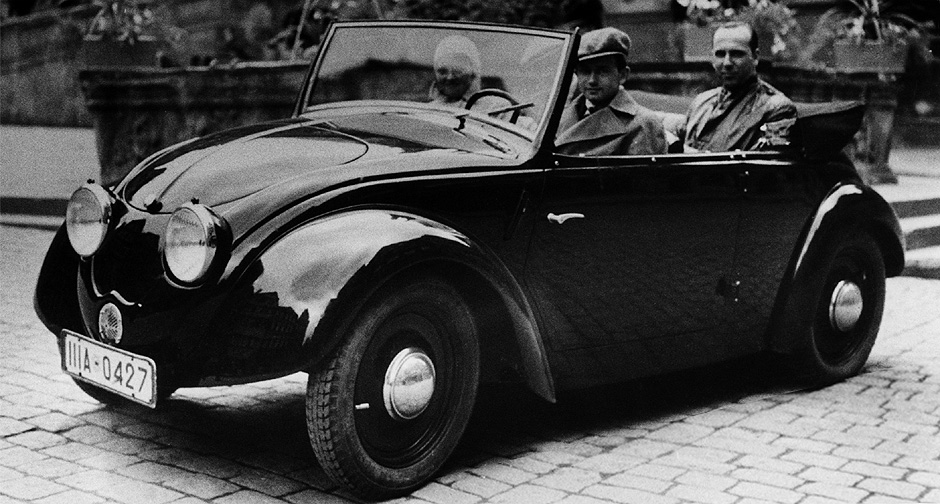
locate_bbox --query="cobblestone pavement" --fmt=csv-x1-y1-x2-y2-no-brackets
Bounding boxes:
3,224,940,504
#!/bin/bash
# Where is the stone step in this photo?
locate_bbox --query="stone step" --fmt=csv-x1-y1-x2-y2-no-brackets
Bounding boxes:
903,245,940,279
900,214,940,250
891,197,940,220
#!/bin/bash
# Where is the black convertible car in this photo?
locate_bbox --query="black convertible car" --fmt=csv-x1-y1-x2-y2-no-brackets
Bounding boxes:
35,20,904,499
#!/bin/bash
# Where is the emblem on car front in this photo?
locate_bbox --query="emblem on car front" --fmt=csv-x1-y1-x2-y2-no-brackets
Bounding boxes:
98,303,123,344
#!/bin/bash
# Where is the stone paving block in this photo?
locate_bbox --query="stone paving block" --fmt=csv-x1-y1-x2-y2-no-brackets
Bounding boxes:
665,483,736,504
923,489,940,502
674,470,736,491
533,467,602,492
684,409,748,428
0,417,34,437
451,474,512,498
646,422,715,444
470,460,536,486
555,495,618,504
1,475,69,500
694,433,786,458
610,439,679,459
214,489,291,504
504,455,556,475
574,453,645,475
830,446,900,465
908,471,940,488
781,450,848,470
33,489,106,504
55,468,136,492
625,463,685,481
798,466,864,486
95,479,184,504
730,468,804,489
228,466,306,497
0,465,21,481
810,429,881,449
42,441,110,463
583,483,680,504
728,481,802,504
410,482,480,504
7,429,68,449
21,456,86,479
772,436,838,454
842,461,908,480
797,482,870,503
489,483,566,504
857,477,927,500
0,444,48,468
603,472,673,493
283,489,355,504
25,411,85,433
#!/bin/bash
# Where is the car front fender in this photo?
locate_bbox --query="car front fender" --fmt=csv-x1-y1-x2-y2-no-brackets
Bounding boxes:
768,182,904,353
222,208,556,401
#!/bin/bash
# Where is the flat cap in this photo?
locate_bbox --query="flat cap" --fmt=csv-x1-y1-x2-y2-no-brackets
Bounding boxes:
578,27,631,63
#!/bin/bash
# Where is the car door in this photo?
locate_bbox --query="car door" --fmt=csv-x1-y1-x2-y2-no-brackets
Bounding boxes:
524,153,745,389
730,157,828,340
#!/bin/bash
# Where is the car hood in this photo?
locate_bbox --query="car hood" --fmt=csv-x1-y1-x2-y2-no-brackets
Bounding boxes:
121,110,521,213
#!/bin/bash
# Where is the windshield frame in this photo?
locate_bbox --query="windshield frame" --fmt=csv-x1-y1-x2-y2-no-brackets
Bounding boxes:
294,20,576,150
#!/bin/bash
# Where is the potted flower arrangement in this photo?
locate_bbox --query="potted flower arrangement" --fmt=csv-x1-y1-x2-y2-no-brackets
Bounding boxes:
802,0,937,73
80,0,162,67
674,0,799,62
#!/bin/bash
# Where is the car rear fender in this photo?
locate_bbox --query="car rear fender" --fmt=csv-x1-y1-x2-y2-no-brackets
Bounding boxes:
233,208,556,401
767,182,904,353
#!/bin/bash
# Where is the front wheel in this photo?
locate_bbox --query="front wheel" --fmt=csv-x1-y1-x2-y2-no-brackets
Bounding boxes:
307,276,479,500
789,232,886,385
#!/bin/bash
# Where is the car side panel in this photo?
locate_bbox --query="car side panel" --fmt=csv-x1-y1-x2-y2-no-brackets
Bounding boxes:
525,156,743,390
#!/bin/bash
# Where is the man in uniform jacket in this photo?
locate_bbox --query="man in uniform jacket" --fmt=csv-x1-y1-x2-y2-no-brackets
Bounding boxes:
682,22,796,152
556,28,667,156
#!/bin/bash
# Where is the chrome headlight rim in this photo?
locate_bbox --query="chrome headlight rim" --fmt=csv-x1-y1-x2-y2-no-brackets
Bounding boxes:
162,202,228,288
65,183,113,258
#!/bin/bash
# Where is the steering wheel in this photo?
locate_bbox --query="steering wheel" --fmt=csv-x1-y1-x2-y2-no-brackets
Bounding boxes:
465,88,530,124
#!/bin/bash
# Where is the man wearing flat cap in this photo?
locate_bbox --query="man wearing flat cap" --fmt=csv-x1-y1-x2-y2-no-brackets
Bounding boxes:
556,27,667,156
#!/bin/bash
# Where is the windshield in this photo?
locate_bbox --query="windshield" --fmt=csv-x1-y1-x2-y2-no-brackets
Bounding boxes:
303,22,570,133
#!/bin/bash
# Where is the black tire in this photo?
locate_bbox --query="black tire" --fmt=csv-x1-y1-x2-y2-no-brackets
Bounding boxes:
307,275,480,500
790,232,886,385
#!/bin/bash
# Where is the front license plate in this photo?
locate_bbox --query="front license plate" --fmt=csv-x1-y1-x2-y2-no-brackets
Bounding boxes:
61,329,157,408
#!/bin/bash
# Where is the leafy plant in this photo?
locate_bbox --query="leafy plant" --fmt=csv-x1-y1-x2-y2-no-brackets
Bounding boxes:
814,0,937,45
86,0,155,44
674,0,800,60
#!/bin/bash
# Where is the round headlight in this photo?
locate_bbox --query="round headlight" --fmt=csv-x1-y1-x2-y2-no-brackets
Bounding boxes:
163,204,223,285
65,184,112,257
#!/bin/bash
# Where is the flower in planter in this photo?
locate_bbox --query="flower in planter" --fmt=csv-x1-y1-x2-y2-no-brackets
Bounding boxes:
86,0,155,44
673,0,801,61
800,0,939,70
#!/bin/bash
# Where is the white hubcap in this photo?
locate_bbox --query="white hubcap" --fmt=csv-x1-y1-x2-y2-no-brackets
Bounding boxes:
383,348,435,421
829,280,863,332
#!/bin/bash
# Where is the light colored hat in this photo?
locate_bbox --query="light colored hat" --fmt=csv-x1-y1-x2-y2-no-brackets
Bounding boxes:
578,27,631,64
434,35,481,75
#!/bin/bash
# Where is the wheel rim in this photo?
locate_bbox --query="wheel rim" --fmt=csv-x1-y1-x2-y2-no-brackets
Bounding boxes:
383,348,436,421
815,249,873,366
353,309,458,468
829,280,863,332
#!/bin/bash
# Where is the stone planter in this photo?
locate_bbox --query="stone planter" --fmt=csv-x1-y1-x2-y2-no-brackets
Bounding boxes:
79,37,161,68
79,61,310,185
833,40,908,74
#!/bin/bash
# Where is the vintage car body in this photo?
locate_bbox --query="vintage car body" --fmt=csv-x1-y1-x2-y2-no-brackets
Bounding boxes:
35,20,903,499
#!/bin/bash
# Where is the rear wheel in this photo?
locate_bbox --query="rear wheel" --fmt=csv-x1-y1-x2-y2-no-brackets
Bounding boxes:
790,232,886,385
307,275,479,500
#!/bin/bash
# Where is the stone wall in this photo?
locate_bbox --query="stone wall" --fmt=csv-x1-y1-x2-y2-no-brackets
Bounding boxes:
0,4,96,126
